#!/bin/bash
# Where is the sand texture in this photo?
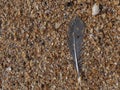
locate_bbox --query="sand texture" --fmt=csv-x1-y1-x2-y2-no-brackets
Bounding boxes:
0,0,120,90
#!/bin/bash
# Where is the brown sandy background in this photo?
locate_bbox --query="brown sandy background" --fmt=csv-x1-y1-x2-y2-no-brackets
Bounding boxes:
0,0,120,90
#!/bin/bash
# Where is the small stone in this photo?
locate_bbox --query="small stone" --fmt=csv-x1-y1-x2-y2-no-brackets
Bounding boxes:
117,9,120,15
6,67,12,71
77,0,81,3
118,27,120,32
55,22,61,29
101,14,106,19
66,1,74,7
113,1,119,5
92,3,100,16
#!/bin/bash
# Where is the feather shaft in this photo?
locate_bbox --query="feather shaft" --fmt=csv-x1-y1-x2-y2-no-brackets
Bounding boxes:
73,33,80,78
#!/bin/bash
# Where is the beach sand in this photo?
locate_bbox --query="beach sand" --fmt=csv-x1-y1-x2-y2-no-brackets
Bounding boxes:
0,0,120,90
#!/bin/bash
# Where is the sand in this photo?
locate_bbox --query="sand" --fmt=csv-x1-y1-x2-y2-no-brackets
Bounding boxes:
0,0,120,90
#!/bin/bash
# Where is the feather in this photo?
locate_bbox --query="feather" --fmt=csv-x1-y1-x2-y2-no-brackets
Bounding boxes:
68,16,85,79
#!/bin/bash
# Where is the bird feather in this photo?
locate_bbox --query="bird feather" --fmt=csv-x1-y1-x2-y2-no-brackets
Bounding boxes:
68,16,85,78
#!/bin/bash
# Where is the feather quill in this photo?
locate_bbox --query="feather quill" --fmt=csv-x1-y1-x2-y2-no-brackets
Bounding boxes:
68,16,85,81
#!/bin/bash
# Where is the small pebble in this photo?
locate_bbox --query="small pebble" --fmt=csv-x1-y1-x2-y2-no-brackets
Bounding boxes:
6,67,12,71
92,3,100,16
66,1,74,7
55,22,61,29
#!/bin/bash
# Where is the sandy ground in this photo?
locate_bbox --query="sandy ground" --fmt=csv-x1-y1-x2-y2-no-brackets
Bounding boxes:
0,0,120,90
